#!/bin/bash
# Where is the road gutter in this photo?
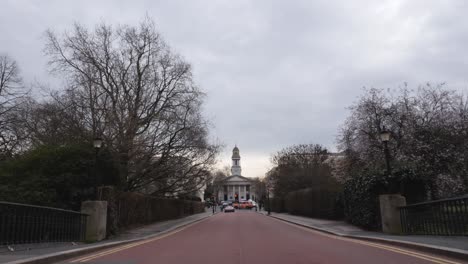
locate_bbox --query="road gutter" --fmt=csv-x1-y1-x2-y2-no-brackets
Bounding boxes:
265,214,468,262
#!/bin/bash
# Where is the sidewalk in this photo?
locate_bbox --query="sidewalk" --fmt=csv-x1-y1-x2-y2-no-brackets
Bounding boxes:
259,211,468,259
0,211,214,264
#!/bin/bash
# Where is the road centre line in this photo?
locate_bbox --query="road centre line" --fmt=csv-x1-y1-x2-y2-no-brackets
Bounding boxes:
71,216,211,263
271,217,462,264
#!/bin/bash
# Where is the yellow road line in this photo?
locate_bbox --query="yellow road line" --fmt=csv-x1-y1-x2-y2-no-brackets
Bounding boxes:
273,218,462,264
72,218,208,263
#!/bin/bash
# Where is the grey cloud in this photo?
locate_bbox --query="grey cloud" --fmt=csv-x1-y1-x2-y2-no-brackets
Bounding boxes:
1,0,468,177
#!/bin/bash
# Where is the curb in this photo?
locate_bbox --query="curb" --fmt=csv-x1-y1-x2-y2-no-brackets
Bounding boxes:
348,235,468,262
267,215,468,262
268,215,468,261
5,214,213,264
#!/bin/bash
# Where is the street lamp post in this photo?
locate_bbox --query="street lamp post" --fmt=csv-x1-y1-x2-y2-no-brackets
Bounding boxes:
93,137,103,199
266,184,271,215
212,196,216,214
380,127,394,192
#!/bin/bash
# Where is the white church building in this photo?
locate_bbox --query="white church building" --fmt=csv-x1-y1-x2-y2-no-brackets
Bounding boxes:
218,146,257,202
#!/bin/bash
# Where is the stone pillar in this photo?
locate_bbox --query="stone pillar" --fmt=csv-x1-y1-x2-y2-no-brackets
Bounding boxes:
81,201,108,242
379,194,406,234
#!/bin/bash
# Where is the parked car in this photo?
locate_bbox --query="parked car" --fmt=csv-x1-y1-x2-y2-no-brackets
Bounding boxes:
250,200,257,208
220,202,229,210
232,201,240,209
224,205,235,213
239,201,253,209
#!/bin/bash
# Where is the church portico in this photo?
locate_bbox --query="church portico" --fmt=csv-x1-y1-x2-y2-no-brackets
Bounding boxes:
218,146,256,202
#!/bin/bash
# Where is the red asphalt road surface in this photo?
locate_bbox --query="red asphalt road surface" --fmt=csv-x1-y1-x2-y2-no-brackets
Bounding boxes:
63,211,466,264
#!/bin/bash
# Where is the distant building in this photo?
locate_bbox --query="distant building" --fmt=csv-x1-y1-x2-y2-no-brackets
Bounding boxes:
218,146,256,202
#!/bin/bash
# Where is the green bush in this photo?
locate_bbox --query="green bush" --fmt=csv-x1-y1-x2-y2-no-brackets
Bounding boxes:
343,170,389,230
264,197,285,212
100,186,205,235
285,184,343,219
0,144,118,210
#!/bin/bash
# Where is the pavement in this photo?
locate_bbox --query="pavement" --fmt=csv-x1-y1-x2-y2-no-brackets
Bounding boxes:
0,210,215,264
259,210,468,260
52,210,466,264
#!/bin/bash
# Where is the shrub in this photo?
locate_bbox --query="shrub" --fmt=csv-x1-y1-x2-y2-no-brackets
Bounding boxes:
285,184,343,219
100,186,205,235
342,170,389,230
0,144,118,210
264,197,285,212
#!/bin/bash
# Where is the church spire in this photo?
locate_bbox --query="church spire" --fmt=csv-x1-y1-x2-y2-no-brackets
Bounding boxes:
231,146,242,176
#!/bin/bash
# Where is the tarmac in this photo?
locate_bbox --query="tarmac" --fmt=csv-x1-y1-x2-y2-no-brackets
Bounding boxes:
1,208,467,263
259,210,468,260
0,210,215,264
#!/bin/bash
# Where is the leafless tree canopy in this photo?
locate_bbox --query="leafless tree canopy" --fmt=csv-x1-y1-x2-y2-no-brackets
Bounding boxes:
42,19,219,195
334,84,468,199
0,55,28,158
269,144,336,198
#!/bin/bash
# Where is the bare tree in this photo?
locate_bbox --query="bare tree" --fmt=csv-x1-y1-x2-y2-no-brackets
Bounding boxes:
270,144,333,198
44,19,219,194
335,84,468,200
0,55,28,158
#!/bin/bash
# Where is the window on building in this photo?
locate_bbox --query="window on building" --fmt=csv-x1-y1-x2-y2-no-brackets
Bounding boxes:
224,186,227,192
246,185,250,192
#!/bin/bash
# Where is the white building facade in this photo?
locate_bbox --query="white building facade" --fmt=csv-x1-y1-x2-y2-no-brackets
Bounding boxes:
218,146,256,202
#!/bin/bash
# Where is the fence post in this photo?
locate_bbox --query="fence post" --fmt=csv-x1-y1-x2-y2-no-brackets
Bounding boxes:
379,194,406,234
81,201,107,242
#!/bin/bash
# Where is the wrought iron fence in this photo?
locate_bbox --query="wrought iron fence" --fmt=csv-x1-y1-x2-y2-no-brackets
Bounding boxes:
0,201,88,245
400,195,468,235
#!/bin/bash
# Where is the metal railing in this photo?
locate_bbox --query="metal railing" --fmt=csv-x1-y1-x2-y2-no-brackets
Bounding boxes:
400,195,468,236
0,201,88,245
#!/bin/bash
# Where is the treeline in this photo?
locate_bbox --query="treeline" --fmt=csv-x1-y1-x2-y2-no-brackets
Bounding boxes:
265,144,342,219
0,19,219,210
267,84,468,230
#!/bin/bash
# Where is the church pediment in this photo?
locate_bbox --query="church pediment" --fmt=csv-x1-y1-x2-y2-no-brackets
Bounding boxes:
224,175,251,183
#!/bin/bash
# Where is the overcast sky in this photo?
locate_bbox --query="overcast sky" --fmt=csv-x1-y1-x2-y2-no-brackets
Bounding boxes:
1,0,468,178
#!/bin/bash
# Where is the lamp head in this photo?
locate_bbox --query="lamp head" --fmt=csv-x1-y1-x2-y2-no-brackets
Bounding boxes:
380,127,391,142
93,137,103,149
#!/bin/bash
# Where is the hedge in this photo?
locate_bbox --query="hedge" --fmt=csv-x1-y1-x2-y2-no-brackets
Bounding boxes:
100,186,205,236
285,185,343,219
342,171,389,230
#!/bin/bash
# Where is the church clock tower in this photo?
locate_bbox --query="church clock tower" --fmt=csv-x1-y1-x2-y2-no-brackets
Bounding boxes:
231,146,242,176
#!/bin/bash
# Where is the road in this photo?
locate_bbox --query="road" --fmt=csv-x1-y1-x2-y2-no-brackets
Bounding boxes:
62,211,465,264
